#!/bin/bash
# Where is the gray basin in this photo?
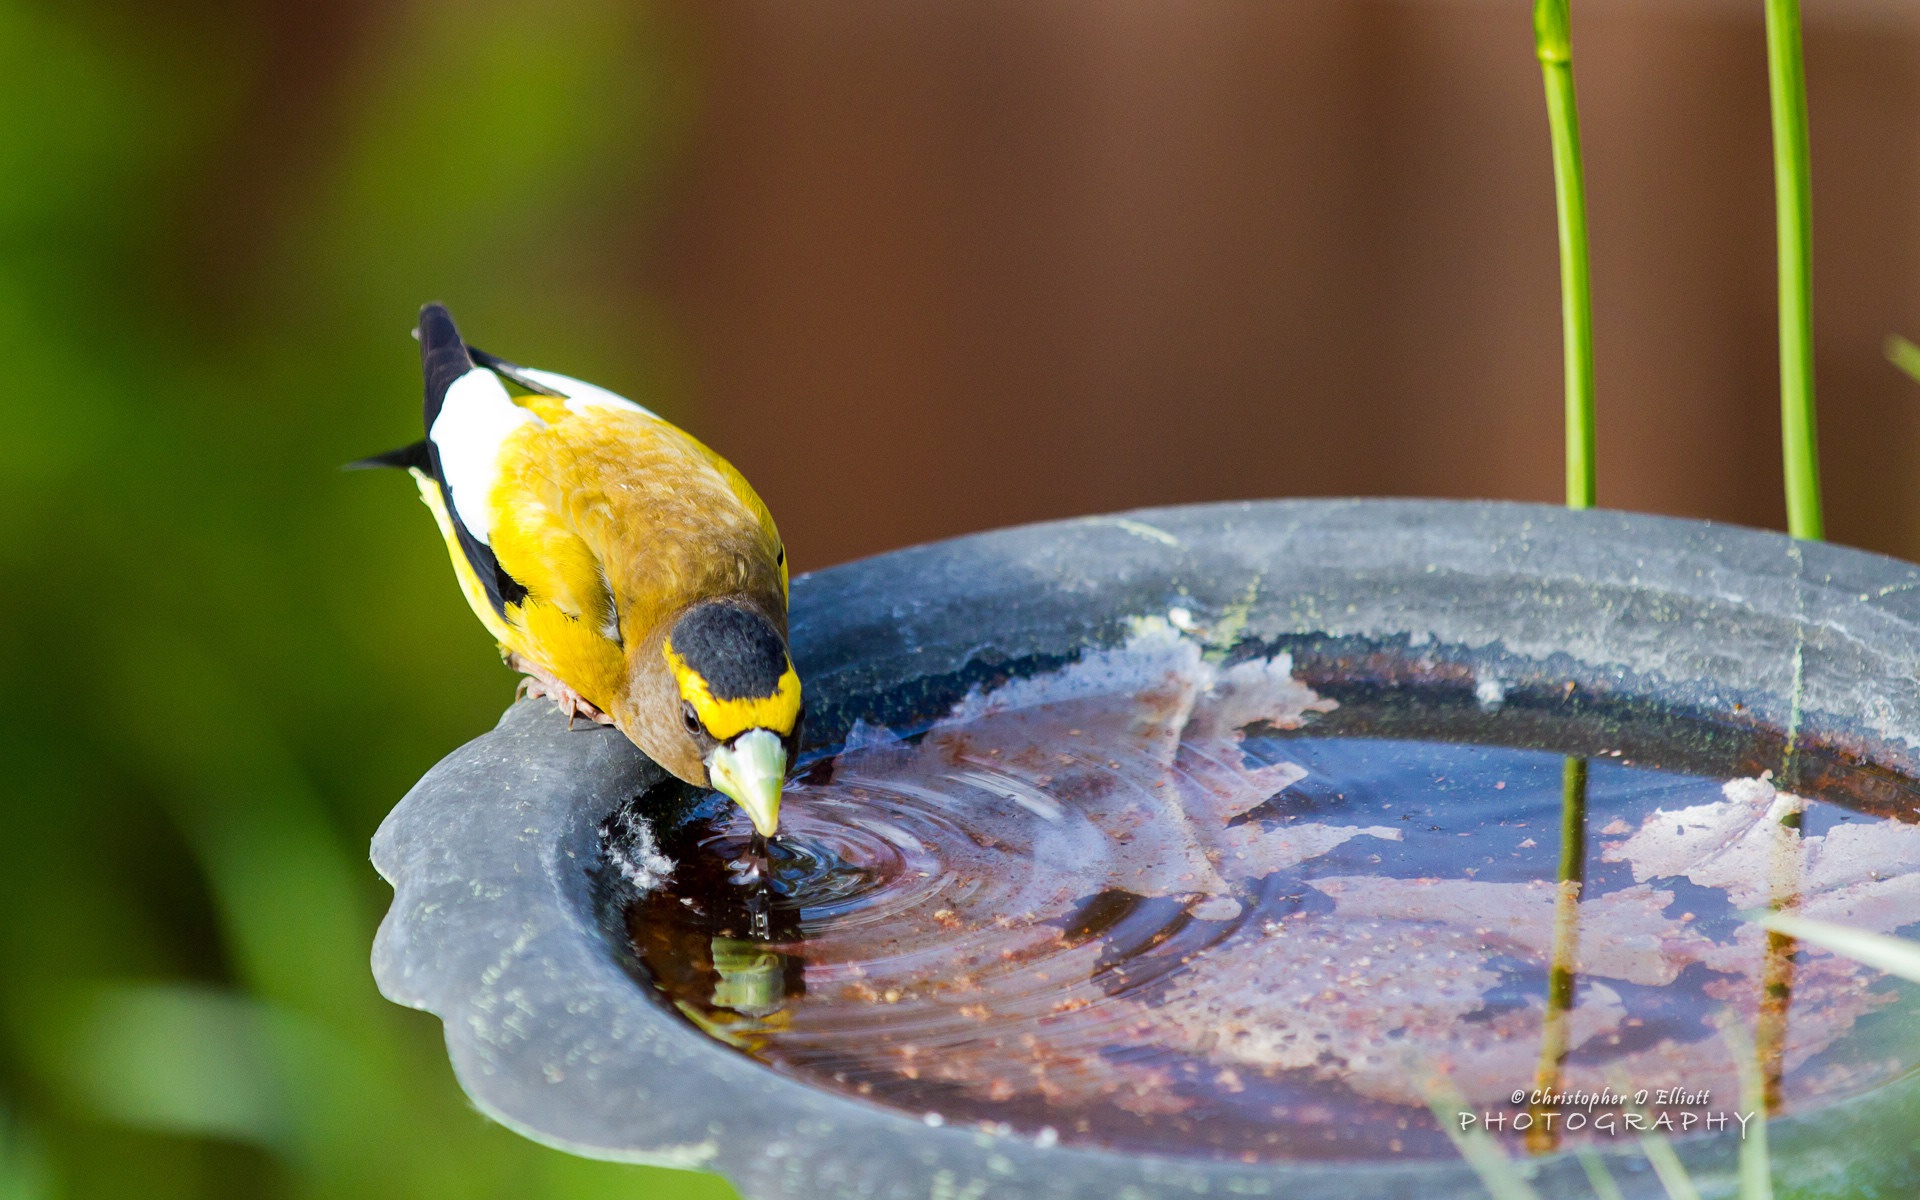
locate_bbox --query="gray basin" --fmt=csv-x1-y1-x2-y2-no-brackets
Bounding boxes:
371,498,1920,1199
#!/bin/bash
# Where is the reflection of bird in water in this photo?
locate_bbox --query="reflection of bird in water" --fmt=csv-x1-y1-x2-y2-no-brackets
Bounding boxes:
623,813,808,1048
671,936,799,1054
709,937,796,1019
356,304,802,836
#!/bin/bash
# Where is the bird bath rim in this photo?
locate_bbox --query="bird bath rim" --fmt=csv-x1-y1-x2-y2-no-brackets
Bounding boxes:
371,498,1920,1200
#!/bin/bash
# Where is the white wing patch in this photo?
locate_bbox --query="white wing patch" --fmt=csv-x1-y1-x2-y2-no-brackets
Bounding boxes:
429,367,542,545
515,366,657,418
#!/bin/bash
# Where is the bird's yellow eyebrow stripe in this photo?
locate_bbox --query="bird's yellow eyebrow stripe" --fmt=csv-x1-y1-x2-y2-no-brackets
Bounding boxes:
663,638,802,740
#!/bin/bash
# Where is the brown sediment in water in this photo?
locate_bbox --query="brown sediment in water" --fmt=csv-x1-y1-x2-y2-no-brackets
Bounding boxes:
615,623,1920,1163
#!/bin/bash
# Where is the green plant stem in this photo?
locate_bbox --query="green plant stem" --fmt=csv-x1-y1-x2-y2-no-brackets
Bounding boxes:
1765,0,1822,540
1531,6,1595,1162
1535,0,1595,510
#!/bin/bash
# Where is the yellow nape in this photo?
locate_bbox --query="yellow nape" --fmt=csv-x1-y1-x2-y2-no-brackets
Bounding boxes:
664,640,802,740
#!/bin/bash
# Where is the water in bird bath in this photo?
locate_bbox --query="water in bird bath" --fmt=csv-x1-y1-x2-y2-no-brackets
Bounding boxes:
605,620,1920,1163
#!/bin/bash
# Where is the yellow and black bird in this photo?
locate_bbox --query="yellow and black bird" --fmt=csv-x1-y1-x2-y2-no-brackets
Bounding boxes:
358,304,800,835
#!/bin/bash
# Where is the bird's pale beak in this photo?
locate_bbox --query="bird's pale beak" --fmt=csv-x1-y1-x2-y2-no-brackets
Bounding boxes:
707,727,787,837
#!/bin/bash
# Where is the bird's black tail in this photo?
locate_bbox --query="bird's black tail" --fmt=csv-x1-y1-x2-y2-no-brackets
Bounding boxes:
343,440,432,472
418,302,474,431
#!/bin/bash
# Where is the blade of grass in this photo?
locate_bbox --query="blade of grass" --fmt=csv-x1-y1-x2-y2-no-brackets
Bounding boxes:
1715,1012,1774,1200
1757,912,1920,983
1638,1131,1706,1200
1424,1078,1542,1200
1577,1149,1626,1200
1764,0,1822,540
1887,334,1920,385
1534,0,1595,510
1605,1070,1707,1200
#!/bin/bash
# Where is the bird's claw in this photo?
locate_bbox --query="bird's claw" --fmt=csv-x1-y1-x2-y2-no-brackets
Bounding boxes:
507,653,615,728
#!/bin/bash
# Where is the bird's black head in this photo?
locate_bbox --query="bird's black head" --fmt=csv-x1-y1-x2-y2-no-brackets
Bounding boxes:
662,602,802,743
662,601,802,838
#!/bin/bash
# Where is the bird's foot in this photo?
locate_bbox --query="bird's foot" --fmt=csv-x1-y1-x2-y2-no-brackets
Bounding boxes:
508,653,615,729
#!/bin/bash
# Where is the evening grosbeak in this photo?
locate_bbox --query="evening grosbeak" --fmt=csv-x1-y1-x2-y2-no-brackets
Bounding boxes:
357,304,800,836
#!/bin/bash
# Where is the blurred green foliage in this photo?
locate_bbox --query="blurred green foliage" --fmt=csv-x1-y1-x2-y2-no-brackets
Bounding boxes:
0,1,733,1196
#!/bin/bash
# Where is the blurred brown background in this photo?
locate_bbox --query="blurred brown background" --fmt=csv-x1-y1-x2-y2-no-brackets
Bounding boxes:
163,0,1920,569
648,0,1920,569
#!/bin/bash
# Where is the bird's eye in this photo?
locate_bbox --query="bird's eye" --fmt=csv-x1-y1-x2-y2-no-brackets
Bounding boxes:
681,701,701,736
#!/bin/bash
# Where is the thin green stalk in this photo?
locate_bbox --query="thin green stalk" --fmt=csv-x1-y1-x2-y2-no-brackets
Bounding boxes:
1535,0,1596,510
1765,0,1822,540
1531,6,1596,1168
